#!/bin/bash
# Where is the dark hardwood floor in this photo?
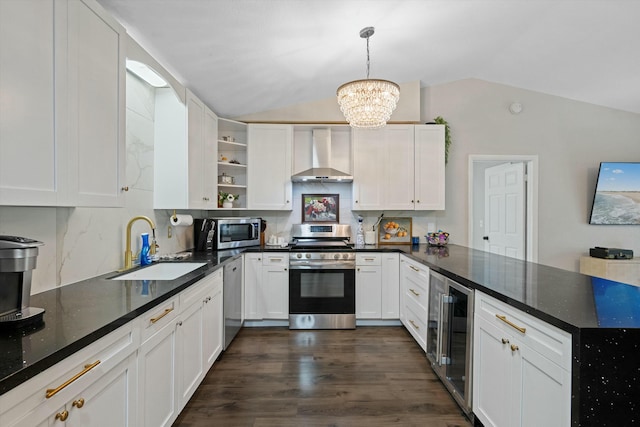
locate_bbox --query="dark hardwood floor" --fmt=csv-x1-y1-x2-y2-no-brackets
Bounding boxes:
173,326,473,427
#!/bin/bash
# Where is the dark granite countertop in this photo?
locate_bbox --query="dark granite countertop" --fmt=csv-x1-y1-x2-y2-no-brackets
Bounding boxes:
0,249,243,396
3,243,639,424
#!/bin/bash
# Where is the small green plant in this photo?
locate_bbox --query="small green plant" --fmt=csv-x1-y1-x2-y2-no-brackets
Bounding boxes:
433,116,451,165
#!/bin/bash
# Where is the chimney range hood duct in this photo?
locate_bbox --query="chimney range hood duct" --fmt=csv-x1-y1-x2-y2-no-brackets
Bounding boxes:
291,129,353,183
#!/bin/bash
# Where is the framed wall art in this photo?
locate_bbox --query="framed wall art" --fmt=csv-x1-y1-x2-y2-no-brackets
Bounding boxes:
302,194,339,223
378,217,412,244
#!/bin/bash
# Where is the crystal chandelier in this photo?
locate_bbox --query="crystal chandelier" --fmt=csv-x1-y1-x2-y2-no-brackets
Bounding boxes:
337,27,400,129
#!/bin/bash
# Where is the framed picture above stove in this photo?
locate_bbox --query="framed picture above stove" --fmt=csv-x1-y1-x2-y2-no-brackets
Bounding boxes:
302,194,339,223
379,217,412,244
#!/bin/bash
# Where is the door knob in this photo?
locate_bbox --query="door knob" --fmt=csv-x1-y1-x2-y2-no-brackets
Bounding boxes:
483,236,489,241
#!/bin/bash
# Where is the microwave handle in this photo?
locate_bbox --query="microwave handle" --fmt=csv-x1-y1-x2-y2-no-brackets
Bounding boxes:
252,223,259,239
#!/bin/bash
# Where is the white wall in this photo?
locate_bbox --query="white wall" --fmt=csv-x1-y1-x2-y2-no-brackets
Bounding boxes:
422,78,640,271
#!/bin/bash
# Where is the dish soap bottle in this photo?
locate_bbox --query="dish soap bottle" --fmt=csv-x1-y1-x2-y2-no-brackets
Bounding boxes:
140,233,152,266
356,215,365,248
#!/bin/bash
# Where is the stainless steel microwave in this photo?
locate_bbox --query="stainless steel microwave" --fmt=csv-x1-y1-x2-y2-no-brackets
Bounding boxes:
193,217,260,251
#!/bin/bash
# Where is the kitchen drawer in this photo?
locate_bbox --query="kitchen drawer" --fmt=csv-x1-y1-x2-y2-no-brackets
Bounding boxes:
404,297,427,351
262,252,288,267
356,253,381,266
404,277,427,309
140,296,180,343
180,268,222,310
0,322,137,426
475,292,571,370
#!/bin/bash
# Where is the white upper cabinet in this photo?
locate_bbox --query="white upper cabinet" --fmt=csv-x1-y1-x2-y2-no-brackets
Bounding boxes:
352,128,386,210
0,0,58,206
64,0,126,207
414,125,445,210
0,0,126,207
154,89,218,210
247,124,293,210
353,125,444,211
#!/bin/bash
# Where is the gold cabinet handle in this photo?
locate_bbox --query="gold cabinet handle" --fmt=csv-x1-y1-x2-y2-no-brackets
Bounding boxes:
511,344,519,352
495,314,526,334
364,257,375,261
270,258,283,262
501,338,510,344
409,320,420,330
409,288,420,297
72,398,85,409
409,265,420,272
55,410,69,421
150,307,174,324
46,360,101,399
121,186,129,192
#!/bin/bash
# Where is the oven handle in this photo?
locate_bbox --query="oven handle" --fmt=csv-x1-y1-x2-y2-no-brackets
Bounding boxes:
289,261,355,270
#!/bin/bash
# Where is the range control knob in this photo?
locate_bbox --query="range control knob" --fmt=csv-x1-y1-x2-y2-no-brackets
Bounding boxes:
334,254,340,260
343,253,350,259
305,253,311,259
296,253,302,259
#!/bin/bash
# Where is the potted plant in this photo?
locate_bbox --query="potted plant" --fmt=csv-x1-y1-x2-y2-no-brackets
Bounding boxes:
218,191,239,208
429,116,451,165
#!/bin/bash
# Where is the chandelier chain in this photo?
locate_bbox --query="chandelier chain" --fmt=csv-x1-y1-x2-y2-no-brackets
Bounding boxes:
366,35,370,79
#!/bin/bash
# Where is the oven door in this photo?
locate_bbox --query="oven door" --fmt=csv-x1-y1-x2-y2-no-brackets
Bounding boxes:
289,267,355,314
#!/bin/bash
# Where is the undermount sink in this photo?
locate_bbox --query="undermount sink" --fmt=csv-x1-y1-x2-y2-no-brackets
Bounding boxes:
109,262,207,281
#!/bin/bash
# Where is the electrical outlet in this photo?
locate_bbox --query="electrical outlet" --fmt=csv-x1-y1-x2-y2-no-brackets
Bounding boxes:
168,225,172,238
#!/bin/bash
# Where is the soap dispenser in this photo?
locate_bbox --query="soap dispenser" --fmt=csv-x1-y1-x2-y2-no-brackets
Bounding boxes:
140,233,152,266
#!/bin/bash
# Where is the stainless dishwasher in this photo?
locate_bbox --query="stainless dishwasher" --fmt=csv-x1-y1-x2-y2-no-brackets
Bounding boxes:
426,270,474,415
223,255,243,349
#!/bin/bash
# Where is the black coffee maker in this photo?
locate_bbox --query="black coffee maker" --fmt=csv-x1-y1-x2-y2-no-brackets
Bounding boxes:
0,236,45,328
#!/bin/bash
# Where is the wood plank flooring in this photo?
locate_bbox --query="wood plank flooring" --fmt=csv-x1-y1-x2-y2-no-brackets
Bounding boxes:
173,326,473,427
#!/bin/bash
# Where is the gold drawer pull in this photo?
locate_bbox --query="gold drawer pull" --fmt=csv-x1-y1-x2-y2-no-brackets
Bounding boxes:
409,288,420,297
501,338,510,344
72,398,85,409
364,257,375,261
409,320,420,330
46,360,101,399
496,314,526,334
55,410,69,421
511,344,519,352
270,258,283,262
150,307,174,324
409,265,420,272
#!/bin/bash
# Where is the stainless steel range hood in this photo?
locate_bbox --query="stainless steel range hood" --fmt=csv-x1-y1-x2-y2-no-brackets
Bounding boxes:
291,129,353,183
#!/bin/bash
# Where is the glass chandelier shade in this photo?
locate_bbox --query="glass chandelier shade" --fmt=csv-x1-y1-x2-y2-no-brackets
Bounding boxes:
336,27,400,129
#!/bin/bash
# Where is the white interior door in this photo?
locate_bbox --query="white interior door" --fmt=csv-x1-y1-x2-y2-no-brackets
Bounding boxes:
484,162,526,259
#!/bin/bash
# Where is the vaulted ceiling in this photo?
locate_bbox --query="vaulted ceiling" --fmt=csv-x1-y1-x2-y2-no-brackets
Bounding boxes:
98,0,640,119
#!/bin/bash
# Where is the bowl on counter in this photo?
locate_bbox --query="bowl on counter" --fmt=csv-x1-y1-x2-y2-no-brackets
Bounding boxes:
426,231,449,246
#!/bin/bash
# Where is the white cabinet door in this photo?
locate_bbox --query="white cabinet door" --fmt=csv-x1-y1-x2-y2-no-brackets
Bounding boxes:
384,126,415,210
355,265,382,318
414,125,445,210
186,91,218,209
516,342,571,427
0,0,58,206
138,318,179,427
381,253,400,319
66,0,126,207
203,271,224,369
244,253,263,320
176,295,205,408
247,124,293,210
262,253,289,319
352,128,386,210
66,353,137,427
472,315,514,427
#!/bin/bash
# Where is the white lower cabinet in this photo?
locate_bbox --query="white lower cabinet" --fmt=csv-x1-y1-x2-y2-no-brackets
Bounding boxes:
262,253,289,319
138,298,180,427
473,291,572,427
399,255,429,350
1,323,138,427
356,254,382,318
244,252,264,320
381,253,400,319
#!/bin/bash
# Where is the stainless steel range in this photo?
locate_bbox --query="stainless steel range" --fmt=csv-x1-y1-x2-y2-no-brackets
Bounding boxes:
288,224,355,330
